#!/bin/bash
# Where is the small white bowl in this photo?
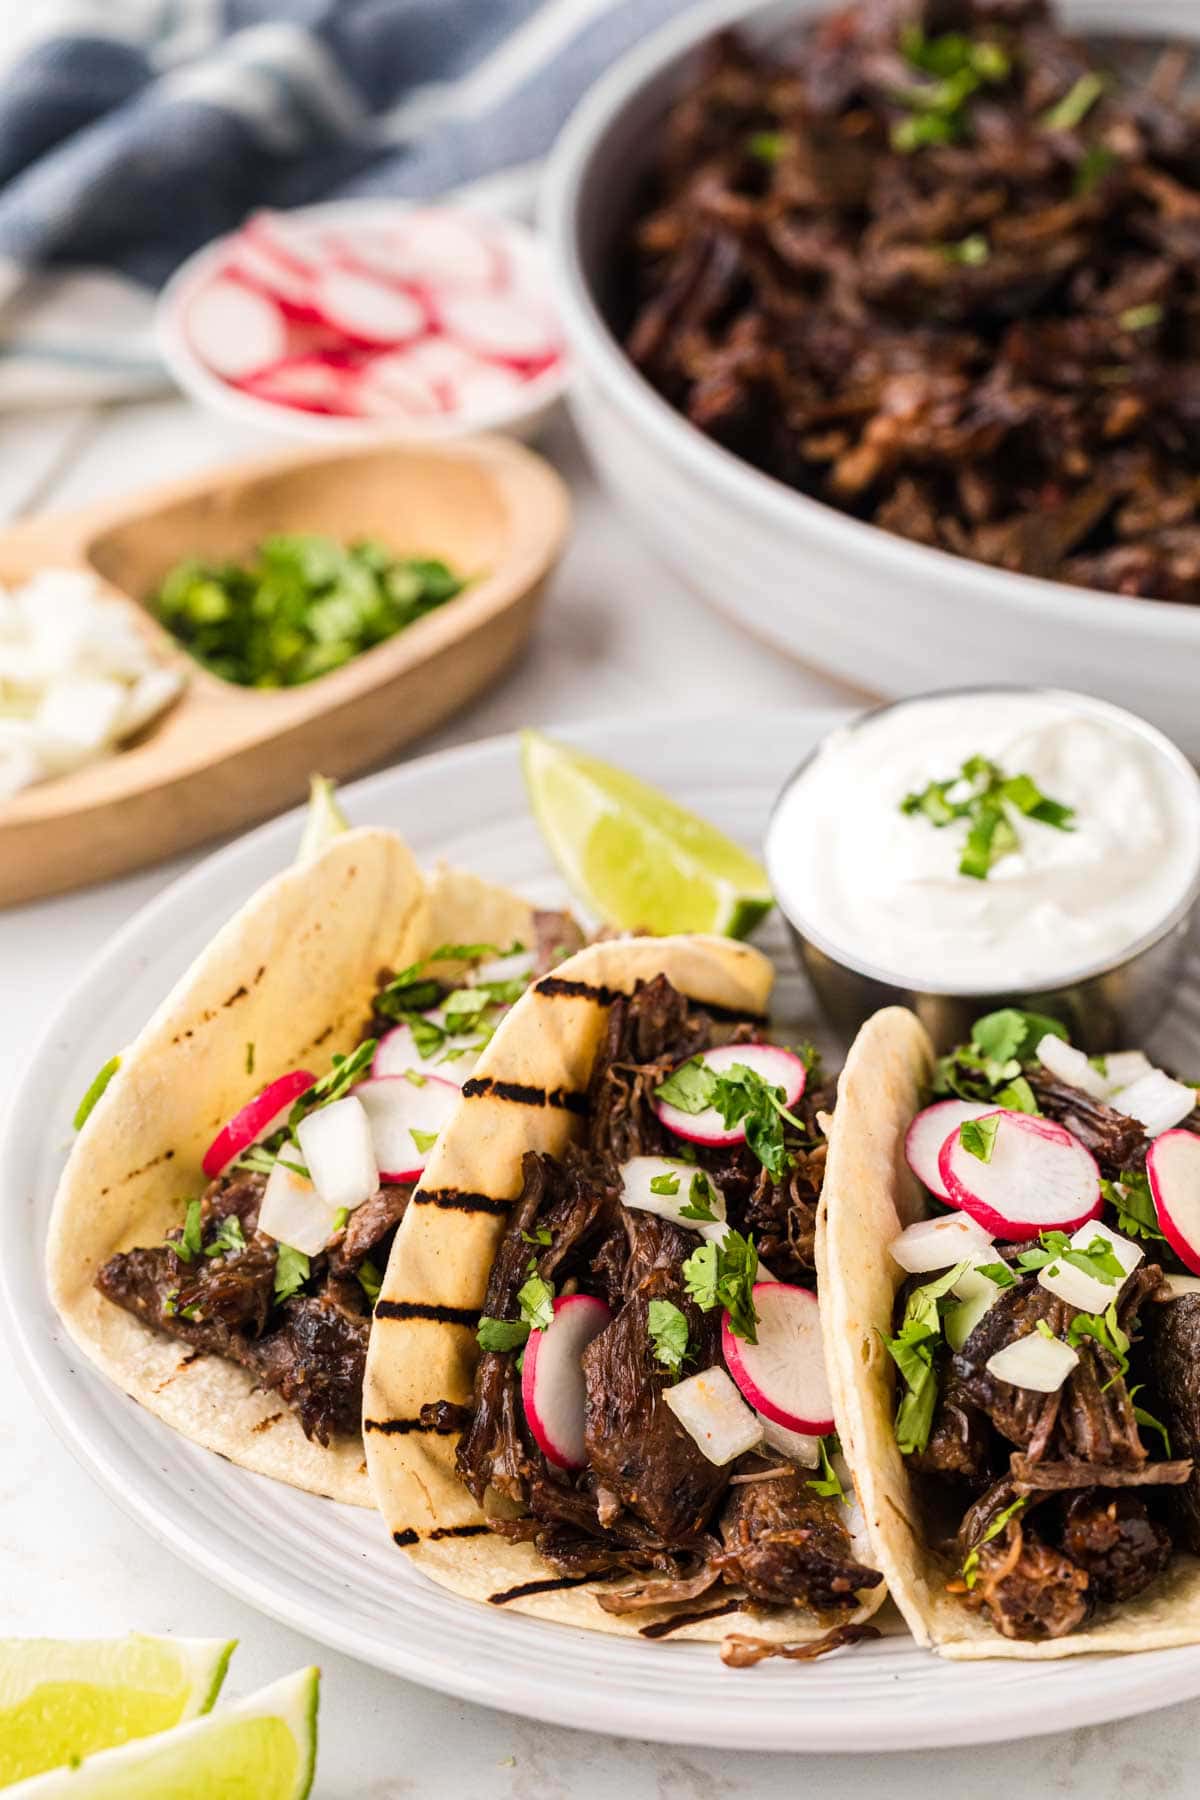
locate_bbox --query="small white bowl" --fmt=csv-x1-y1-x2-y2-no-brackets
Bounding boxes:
157,198,568,444
541,0,1200,757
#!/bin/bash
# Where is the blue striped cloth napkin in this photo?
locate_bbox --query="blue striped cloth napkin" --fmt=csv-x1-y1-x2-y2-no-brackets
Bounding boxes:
0,0,689,408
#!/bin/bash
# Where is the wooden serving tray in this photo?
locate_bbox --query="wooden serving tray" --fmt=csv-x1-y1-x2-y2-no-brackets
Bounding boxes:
0,434,570,905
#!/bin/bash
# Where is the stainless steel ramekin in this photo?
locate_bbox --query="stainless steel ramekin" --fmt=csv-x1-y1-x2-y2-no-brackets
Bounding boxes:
766,688,1200,1053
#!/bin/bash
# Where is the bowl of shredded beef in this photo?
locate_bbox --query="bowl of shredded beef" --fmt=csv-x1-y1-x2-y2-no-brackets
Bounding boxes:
542,0,1200,757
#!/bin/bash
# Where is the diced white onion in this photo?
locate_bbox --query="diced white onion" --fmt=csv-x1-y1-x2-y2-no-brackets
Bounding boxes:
35,676,127,759
889,1211,994,1275
1037,1220,1143,1314
986,1331,1079,1394
1096,1050,1153,1098
663,1367,764,1466
1036,1034,1109,1101
1163,1274,1200,1300
945,1260,1009,1352
296,1094,378,1213
619,1155,726,1232
1111,1069,1198,1137
470,948,535,987
759,1416,822,1467
258,1156,339,1256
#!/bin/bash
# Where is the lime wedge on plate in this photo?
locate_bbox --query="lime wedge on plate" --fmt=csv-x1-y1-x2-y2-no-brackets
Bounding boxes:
0,1635,235,1787
521,731,773,937
8,1665,319,1799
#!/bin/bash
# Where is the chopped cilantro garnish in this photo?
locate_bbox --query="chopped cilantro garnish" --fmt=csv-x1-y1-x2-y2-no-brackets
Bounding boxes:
1041,70,1107,132
288,1041,375,1126
974,1260,1017,1288
1074,145,1115,194
205,1214,247,1259
332,1207,349,1233
807,1436,847,1503
679,1172,718,1223
942,233,989,266
959,1115,1000,1163
477,1316,530,1353
647,1298,690,1374
1120,303,1163,332
654,1057,803,1181
1036,1318,1056,1340
654,1057,716,1113
962,1497,1025,1588
747,131,787,163
522,1226,553,1247
357,1258,383,1306
1058,1234,1124,1285
403,1069,428,1088
901,757,1074,879
994,1075,1039,1115
517,1273,556,1333
883,1261,970,1455
650,1171,681,1197
1066,1300,1130,1378
410,1127,439,1155
681,1229,760,1343
1101,1172,1166,1243
891,25,1010,152
1016,1230,1072,1274
167,1199,204,1264
1129,1386,1172,1457
150,535,464,689
73,1055,120,1130
273,1243,310,1303
932,1008,1065,1103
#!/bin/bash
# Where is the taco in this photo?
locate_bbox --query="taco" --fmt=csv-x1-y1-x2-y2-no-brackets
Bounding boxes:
820,1004,1200,1658
364,935,887,1656
47,827,586,1506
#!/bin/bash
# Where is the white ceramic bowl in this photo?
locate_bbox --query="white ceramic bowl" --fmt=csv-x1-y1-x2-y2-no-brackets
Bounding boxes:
158,199,567,445
541,0,1200,756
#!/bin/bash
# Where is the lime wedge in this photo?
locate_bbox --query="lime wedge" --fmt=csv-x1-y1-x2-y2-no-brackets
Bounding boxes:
521,731,773,938
8,1666,319,1799
0,1635,235,1787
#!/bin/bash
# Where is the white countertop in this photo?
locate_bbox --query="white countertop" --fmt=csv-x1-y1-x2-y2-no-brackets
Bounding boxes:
2,397,1196,1797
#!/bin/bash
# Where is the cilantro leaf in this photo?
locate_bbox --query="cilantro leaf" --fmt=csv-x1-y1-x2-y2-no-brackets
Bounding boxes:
654,1058,716,1113
205,1214,246,1259
517,1273,556,1334
167,1199,204,1264
410,1127,439,1155
1101,1172,1166,1244
807,1436,846,1503
1059,1234,1124,1286
973,1009,1067,1066
650,1172,681,1197
1016,1230,1071,1273
522,1227,553,1247
273,1242,310,1303
974,1260,1017,1289
477,1316,531,1353
357,1258,383,1306
994,1075,1039,1115
73,1055,120,1130
883,1261,970,1455
1128,1387,1172,1457
679,1172,718,1223
962,1497,1026,1588
901,755,1074,881
681,1230,759,1342
288,1041,376,1128
647,1299,690,1374
1066,1300,1130,1378
960,1115,1000,1163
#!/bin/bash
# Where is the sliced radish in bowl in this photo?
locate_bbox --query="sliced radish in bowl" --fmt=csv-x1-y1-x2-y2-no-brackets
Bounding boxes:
721,1282,834,1435
185,279,287,379
938,1110,1102,1241
889,1210,994,1274
1147,1129,1200,1274
296,1093,378,1213
653,1044,807,1148
354,1073,461,1182
905,1100,997,1201
521,1293,612,1470
312,267,427,345
202,1068,316,1178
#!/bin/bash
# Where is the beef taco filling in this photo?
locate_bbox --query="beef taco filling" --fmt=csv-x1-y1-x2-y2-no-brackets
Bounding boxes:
94,918,582,1446
425,973,882,1630
887,1006,1200,1642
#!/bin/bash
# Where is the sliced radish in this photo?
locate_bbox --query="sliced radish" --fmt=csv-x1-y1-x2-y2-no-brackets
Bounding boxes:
202,1069,316,1179
225,238,315,315
759,1416,822,1467
619,1155,726,1231
663,1365,764,1466
353,356,441,419
1096,1050,1153,1098
721,1282,834,1435
436,291,560,365
1036,1033,1109,1102
335,213,502,290
653,1044,807,1148
312,267,426,345
521,1293,612,1470
237,354,363,416
986,1331,1079,1394
353,1073,460,1182
1147,1129,1200,1274
889,1210,994,1275
905,1100,996,1201
257,1156,338,1258
185,279,287,379
1111,1069,1198,1138
939,1110,1102,1241
295,1094,377,1213
373,1016,481,1088
1037,1220,1143,1313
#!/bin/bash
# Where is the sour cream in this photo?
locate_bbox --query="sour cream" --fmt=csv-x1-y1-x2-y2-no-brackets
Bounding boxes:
766,691,1200,992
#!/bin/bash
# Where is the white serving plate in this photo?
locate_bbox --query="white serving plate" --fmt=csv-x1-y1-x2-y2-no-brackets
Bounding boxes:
542,0,1200,758
5,708,1200,1752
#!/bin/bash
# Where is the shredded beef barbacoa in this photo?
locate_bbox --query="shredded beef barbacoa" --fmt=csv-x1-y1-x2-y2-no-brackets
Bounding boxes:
624,0,1200,603
440,977,875,1629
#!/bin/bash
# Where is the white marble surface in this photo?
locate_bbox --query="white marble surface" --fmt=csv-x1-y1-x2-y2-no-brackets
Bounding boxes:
2,397,1196,1796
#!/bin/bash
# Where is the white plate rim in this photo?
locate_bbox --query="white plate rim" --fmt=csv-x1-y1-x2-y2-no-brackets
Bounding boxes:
6,706,1200,1754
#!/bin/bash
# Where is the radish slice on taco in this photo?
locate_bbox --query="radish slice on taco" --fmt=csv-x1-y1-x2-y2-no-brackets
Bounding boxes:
819,1005,1200,1659
364,937,887,1654
46,830,582,1506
